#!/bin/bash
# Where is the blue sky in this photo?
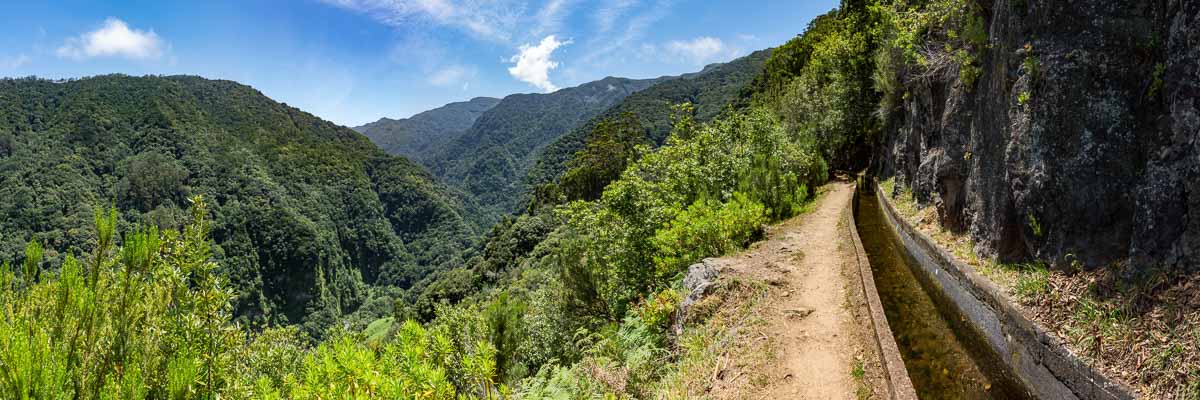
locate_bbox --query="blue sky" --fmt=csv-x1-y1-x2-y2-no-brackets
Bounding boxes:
0,1,838,127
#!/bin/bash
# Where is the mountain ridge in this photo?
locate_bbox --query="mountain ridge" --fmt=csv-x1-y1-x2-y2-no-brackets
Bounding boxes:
427,75,665,223
526,49,773,195
353,96,501,164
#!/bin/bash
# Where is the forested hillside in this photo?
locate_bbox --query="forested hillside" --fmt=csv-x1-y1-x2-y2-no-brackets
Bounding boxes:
0,75,476,335
3,0,1196,398
527,49,772,197
421,76,663,223
361,54,772,225
353,96,500,164
0,4,865,396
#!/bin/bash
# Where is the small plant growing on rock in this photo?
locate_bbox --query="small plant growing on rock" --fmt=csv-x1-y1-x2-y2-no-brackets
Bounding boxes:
1147,62,1165,99
1014,263,1050,299
1017,91,1031,106
1028,213,1043,237
954,48,983,87
1022,44,1040,82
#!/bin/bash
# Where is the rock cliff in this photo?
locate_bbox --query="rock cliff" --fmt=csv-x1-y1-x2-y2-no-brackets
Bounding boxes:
880,0,1198,277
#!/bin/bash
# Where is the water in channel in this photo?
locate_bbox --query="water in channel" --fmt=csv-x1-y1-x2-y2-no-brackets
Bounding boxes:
855,189,1033,399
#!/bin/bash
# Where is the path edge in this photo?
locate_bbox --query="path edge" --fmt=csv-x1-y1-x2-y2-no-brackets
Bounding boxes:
846,179,919,400
871,179,1138,400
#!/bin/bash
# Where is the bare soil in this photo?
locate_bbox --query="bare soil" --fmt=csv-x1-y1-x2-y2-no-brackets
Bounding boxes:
707,181,885,399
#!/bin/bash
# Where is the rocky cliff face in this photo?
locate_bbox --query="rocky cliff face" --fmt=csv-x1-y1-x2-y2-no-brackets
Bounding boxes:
880,0,1198,277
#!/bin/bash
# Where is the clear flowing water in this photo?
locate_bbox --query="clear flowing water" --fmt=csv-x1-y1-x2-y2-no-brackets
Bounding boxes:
856,190,1032,399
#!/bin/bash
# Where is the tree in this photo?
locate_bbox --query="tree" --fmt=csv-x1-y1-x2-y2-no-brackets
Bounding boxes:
558,112,646,202
119,151,189,211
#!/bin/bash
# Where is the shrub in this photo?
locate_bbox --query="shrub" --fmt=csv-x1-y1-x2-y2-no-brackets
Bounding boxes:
636,288,683,341
0,197,241,399
651,194,767,282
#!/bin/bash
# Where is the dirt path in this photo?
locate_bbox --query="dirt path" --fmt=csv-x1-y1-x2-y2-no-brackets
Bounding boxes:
712,180,883,399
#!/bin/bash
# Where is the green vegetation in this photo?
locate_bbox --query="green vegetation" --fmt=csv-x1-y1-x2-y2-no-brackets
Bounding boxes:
771,6,879,171
354,97,501,165
852,358,872,400
554,107,825,320
0,75,476,337
0,199,233,399
1028,213,1043,237
1148,62,1166,99
1065,298,1131,356
378,10,861,388
877,0,988,91
1012,263,1050,298
0,199,514,399
425,77,664,225
1023,44,1041,82
1,96,833,397
549,112,648,203
26,0,1159,396
528,50,772,197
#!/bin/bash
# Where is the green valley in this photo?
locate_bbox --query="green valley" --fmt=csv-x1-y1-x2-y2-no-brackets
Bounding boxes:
2,0,1198,398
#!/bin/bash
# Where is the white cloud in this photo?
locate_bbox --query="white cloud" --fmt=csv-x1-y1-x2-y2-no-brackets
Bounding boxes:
667,36,728,65
57,18,165,60
0,54,31,69
321,0,523,43
507,35,570,92
428,64,477,87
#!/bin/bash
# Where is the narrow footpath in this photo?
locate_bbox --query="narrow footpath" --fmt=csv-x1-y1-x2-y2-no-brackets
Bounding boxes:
711,180,885,399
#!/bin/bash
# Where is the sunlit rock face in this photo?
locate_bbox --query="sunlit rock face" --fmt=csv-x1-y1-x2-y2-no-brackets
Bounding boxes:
880,0,1199,277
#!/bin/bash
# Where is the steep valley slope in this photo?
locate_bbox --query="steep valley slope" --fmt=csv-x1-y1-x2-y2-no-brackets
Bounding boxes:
0,75,476,335
527,49,772,193
353,96,500,165
360,50,771,223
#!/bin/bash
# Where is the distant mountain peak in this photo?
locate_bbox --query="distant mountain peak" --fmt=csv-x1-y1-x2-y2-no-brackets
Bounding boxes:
354,97,502,163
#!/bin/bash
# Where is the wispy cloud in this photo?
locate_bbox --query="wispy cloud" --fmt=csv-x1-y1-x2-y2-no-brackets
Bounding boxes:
576,0,672,67
428,64,477,88
666,36,730,65
507,35,570,92
57,18,165,60
532,0,573,36
321,0,524,43
594,0,638,33
0,54,31,69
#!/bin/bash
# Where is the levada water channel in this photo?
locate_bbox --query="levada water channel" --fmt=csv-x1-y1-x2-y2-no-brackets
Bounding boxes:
855,187,1033,399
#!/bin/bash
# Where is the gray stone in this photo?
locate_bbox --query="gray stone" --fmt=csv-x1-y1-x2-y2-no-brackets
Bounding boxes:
673,258,721,336
879,0,1200,277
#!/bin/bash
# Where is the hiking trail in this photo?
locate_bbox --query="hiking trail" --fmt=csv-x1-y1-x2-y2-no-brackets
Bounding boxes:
708,181,884,399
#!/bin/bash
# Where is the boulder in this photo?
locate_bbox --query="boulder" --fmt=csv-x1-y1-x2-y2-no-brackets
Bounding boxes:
673,258,721,336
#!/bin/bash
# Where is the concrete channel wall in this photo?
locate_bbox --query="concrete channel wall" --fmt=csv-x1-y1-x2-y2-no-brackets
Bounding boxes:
846,183,919,400
869,181,1136,400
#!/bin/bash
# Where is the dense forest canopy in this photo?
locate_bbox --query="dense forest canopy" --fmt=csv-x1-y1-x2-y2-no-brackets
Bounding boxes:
0,1,867,394
525,49,773,202
361,76,664,226
354,96,501,165
0,75,476,335
3,0,1193,397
